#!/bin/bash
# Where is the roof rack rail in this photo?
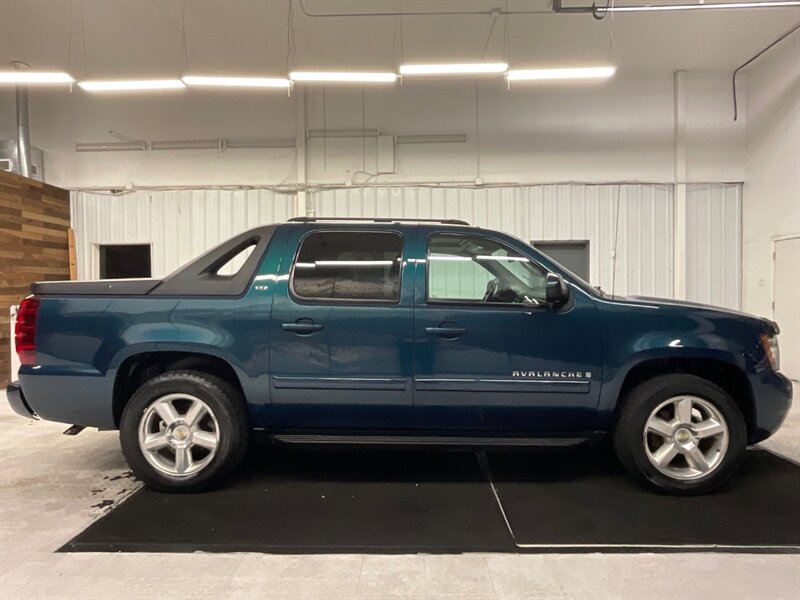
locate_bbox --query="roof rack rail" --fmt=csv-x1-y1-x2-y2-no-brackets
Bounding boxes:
288,216,470,225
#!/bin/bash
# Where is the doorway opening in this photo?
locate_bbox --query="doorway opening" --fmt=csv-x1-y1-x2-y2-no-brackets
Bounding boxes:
98,244,152,279
531,240,590,281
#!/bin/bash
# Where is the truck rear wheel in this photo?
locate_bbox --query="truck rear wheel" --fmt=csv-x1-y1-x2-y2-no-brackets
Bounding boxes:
614,374,747,495
120,370,249,492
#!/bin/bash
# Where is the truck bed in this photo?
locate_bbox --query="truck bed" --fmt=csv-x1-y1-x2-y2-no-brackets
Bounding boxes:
29,225,277,298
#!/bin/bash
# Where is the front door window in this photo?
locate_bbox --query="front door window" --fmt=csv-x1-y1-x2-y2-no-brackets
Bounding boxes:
427,233,548,305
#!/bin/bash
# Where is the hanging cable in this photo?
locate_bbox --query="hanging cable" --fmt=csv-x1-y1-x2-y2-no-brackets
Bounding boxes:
399,1,406,66
474,81,481,181
607,0,618,60
67,1,73,71
592,0,614,20
285,0,298,73
732,24,799,120
180,0,189,74
610,185,622,296
362,86,367,174
481,12,500,60
503,0,511,65
80,0,88,74
391,0,405,68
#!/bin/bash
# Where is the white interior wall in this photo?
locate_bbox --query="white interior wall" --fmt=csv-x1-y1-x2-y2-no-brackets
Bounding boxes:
312,184,675,298
72,182,742,309
71,189,297,279
0,2,758,314
46,65,748,309
0,71,744,188
685,183,742,309
742,32,800,320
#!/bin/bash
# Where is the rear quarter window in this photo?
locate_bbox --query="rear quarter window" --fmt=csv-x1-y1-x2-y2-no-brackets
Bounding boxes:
291,231,403,302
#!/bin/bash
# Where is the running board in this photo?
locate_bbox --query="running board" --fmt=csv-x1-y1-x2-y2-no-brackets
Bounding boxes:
270,434,589,447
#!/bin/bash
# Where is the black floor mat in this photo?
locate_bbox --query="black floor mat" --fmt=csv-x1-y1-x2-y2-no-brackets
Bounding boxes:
61,447,800,553
63,449,515,553
486,448,800,552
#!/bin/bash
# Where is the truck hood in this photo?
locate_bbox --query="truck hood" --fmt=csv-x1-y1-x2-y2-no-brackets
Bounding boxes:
624,295,779,334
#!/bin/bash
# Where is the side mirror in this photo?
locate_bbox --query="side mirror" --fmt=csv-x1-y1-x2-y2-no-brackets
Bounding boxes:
545,273,570,306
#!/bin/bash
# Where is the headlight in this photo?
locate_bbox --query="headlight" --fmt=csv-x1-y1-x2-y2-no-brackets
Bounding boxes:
761,334,780,372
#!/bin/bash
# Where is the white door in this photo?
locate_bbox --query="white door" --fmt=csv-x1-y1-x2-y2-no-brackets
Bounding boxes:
774,237,800,381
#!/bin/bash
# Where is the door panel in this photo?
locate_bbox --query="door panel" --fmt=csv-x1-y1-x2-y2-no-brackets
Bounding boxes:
413,229,603,434
269,226,416,430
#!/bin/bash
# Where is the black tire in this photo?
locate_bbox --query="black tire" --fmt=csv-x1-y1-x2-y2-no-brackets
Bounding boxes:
614,374,747,495
120,370,249,492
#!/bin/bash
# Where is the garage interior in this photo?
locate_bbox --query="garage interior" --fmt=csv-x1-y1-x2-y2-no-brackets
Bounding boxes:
1,0,799,598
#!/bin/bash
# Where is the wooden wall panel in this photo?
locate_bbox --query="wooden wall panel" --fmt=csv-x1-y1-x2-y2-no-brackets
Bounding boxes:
0,171,71,387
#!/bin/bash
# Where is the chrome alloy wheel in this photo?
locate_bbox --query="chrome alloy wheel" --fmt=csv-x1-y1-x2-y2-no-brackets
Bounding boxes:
643,395,729,481
138,394,220,478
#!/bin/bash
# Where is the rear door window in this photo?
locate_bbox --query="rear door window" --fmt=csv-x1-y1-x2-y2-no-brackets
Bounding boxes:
291,231,403,302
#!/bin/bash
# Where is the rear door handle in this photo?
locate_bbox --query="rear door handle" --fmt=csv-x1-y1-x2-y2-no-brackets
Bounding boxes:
282,320,324,335
425,325,467,339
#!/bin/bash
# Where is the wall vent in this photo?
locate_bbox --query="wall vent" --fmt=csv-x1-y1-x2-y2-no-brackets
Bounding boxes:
0,139,44,181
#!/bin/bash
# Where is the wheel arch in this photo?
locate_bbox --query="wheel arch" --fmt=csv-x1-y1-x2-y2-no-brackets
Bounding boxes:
112,350,246,428
611,356,756,439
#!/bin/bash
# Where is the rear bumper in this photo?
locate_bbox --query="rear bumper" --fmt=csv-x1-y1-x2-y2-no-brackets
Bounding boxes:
749,371,793,444
5,382,38,420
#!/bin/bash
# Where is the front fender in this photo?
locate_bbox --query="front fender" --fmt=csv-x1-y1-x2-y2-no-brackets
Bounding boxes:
599,345,744,411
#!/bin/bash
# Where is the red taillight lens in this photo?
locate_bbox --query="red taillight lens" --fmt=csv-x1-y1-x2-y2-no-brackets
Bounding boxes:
15,297,40,365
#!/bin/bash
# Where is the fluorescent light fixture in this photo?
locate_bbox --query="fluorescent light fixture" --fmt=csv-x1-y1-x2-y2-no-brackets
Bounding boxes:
399,63,508,76
395,134,468,144
152,138,296,150
600,1,799,10
75,141,146,152
151,140,220,151
507,66,617,81
307,129,380,139
0,71,74,84
78,79,185,91
182,75,290,88
290,71,397,83
226,138,295,149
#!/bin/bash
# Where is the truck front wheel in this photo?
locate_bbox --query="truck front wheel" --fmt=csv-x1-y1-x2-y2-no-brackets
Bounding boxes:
120,371,249,492
614,374,747,495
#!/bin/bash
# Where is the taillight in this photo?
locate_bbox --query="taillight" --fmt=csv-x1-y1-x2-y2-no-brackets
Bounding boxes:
15,297,40,366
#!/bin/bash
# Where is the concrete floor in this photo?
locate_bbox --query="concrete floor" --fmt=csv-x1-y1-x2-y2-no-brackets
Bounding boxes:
1,386,798,600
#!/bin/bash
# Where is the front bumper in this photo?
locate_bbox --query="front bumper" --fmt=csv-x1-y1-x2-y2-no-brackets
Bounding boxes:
749,371,793,444
6,382,38,420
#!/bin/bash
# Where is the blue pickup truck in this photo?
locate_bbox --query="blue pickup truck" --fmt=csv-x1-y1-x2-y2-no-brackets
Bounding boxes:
7,218,792,494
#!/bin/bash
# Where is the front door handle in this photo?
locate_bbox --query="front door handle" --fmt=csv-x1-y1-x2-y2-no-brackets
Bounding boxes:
425,325,467,339
282,320,324,335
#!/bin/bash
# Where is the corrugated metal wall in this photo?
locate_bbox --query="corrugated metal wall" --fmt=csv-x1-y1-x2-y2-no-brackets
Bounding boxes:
685,183,742,309
312,184,675,298
71,189,297,279
71,183,741,308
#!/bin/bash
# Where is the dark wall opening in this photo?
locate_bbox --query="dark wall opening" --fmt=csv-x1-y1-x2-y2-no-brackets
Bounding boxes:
99,244,152,279
532,240,590,281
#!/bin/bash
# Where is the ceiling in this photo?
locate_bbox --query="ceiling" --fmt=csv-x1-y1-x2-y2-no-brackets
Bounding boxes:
0,0,798,79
